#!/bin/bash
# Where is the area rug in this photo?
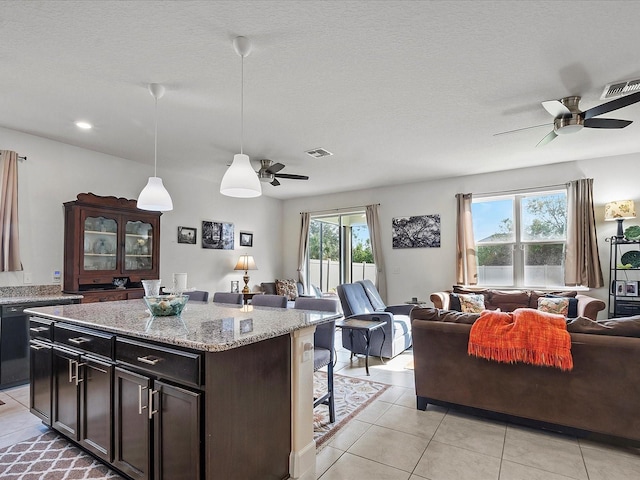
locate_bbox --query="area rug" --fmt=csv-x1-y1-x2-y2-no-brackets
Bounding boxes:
0,372,387,478
313,372,389,449
0,431,124,479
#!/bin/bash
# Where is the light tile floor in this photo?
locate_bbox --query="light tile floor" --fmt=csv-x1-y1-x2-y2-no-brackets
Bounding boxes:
310,343,640,480
2,345,640,480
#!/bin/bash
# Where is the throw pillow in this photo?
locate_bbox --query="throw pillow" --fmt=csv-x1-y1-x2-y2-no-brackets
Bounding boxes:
537,297,569,317
276,279,298,301
546,294,578,318
459,293,485,313
449,293,463,311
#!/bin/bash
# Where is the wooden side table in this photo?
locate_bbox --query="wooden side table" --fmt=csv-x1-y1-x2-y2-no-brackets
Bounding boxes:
336,318,386,375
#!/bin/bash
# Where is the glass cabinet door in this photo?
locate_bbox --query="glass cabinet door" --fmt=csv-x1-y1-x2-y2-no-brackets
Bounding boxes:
84,216,118,271
124,220,153,271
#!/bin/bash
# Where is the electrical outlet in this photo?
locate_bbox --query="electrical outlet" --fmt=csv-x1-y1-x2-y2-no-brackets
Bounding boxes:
53,270,61,284
23,272,33,284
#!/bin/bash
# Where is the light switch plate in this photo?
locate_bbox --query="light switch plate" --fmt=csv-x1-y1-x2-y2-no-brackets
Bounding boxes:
53,270,61,284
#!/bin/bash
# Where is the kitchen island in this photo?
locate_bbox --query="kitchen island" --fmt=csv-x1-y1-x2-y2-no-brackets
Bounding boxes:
25,299,340,480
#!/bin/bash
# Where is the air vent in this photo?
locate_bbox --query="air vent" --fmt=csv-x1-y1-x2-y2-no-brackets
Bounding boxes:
305,148,333,159
601,78,640,99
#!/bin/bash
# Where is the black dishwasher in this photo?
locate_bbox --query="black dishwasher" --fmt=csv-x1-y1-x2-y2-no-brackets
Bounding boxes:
0,299,78,389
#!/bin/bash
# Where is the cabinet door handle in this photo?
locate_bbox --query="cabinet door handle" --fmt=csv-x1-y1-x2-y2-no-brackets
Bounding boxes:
148,389,159,419
68,337,90,345
30,344,46,351
68,359,75,383
137,355,160,365
74,362,85,385
30,326,49,333
138,384,149,415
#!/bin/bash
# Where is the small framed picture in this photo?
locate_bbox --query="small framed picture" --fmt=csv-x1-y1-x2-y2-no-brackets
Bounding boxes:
177,226,197,244
626,281,639,296
231,280,239,293
614,280,627,296
239,231,253,247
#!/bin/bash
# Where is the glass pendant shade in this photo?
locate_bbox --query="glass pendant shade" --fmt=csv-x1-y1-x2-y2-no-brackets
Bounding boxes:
138,176,173,211
220,154,262,198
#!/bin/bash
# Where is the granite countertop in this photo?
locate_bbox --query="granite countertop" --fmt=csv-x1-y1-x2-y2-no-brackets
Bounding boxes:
0,285,83,305
25,299,342,352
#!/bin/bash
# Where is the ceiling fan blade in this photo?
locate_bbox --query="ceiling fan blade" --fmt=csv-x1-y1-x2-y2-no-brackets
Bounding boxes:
266,162,285,174
274,173,309,180
583,118,632,129
583,91,640,119
493,123,553,136
536,130,557,147
542,100,571,117
270,178,281,186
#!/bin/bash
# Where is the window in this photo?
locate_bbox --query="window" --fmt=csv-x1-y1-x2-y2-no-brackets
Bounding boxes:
472,189,567,287
307,212,375,293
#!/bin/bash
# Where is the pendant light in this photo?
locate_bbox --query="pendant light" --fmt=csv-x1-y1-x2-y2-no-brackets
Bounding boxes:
220,36,262,198
137,83,174,211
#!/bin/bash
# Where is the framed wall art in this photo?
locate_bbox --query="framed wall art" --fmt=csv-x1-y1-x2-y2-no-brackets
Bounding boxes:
392,214,441,248
239,231,253,247
202,221,234,250
177,226,197,244
626,281,638,297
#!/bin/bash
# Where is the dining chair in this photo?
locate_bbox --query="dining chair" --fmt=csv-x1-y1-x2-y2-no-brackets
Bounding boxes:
212,292,243,305
251,294,288,308
184,290,209,302
294,296,340,423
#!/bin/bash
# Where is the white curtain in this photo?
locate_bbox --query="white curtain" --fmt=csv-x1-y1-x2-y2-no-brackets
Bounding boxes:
365,204,387,301
455,193,477,285
565,178,604,288
0,150,22,271
297,212,310,293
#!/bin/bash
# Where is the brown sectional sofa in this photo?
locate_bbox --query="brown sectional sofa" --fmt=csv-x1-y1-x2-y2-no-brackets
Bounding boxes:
430,287,606,321
410,307,640,442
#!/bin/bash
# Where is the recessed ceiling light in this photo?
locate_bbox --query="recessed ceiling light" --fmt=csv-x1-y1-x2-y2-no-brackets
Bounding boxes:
75,121,92,130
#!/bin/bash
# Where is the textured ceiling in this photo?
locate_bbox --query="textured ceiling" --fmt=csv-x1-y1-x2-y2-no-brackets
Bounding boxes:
2,0,640,199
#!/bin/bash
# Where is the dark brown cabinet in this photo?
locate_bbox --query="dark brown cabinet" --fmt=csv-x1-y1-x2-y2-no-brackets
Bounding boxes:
114,369,201,480
29,339,52,424
63,193,161,303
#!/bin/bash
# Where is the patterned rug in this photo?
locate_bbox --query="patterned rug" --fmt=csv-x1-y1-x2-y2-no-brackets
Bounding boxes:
313,372,389,448
0,373,387,478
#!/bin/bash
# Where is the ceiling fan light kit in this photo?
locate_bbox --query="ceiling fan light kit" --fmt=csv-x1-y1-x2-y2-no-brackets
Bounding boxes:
534,91,640,147
220,36,262,198
137,83,173,211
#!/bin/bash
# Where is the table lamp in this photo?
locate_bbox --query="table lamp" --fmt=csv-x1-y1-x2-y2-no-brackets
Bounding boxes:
605,200,636,238
234,254,257,293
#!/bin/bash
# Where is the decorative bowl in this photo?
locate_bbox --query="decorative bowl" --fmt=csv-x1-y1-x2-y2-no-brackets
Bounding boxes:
143,295,188,317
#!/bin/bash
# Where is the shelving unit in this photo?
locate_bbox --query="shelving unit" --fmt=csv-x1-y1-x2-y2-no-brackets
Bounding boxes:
607,236,640,318
63,193,162,303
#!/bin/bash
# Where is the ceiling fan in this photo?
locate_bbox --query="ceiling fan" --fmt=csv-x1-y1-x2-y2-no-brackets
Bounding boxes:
496,91,640,147
256,159,309,186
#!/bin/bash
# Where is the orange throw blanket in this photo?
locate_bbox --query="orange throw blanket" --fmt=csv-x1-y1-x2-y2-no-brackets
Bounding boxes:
468,308,573,371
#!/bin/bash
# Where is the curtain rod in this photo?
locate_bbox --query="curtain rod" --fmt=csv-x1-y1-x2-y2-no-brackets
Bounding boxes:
471,182,570,197
301,203,380,215
0,152,27,161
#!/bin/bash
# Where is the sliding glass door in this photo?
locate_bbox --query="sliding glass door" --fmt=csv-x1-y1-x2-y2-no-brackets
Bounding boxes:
307,212,375,293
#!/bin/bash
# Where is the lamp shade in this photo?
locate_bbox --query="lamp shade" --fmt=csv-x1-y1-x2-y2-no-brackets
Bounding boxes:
220,154,262,198
604,200,636,221
137,176,173,211
234,254,257,271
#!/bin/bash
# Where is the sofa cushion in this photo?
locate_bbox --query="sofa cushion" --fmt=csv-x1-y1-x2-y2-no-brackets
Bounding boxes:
488,289,530,312
529,290,577,308
538,297,570,316
276,279,299,301
545,294,578,318
411,307,480,324
459,293,485,313
566,315,640,338
261,282,277,295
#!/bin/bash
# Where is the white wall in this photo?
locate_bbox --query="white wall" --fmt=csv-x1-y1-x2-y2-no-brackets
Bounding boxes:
0,127,283,293
282,153,640,318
